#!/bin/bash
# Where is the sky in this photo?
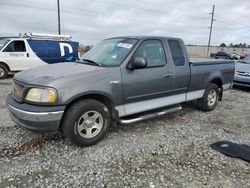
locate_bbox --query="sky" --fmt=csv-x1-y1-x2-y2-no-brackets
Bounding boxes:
0,0,250,45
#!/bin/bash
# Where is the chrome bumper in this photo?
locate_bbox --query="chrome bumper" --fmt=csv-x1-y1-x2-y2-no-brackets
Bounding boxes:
6,93,65,132
8,104,64,122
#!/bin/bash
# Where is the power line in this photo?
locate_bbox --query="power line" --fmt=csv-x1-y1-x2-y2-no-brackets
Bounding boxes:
216,17,250,28
4,0,249,29
0,2,209,29
2,0,250,44
135,0,205,13
93,0,210,21
7,0,56,5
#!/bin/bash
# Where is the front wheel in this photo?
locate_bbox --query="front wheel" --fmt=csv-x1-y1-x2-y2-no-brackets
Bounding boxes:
62,99,111,147
0,64,8,79
197,83,219,111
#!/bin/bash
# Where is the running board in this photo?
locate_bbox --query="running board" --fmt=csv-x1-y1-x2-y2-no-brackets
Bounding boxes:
120,105,182,125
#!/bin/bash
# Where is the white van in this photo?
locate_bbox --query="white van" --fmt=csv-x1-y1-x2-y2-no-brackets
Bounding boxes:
0,33,79,79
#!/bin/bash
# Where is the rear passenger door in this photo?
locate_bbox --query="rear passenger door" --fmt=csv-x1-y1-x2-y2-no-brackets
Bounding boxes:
167,39,190,94
2,40,30,70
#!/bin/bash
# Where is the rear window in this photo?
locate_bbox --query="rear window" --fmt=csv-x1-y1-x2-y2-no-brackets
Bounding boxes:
168,40,185,66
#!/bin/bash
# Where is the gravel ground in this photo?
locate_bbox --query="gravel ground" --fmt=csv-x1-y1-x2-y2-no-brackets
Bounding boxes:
0,77,249,188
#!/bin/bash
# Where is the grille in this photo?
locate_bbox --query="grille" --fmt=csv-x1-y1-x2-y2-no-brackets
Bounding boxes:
13,81,25,101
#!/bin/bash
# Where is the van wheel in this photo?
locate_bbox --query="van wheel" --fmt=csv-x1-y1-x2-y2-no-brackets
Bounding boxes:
62,99,111,147
0,64,8,79
197,83,219,111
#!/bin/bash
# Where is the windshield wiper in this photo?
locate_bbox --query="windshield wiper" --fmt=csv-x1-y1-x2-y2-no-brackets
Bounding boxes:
81,59,102,66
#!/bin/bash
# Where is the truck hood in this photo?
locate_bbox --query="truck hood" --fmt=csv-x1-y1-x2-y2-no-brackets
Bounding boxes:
14,63,105,86
236,62,250,72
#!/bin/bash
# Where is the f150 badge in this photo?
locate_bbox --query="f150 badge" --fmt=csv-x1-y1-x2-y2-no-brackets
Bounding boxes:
110,80,121,85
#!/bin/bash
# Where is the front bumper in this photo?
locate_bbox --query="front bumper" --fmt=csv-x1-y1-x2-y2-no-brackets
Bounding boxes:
233,75,250,87
6,94,65,132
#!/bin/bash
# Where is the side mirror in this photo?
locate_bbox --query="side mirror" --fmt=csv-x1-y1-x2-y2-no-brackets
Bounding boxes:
128,57,147,70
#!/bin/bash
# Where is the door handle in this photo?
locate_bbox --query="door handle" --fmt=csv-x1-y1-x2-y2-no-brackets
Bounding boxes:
164,73,174,78
27,53,29,57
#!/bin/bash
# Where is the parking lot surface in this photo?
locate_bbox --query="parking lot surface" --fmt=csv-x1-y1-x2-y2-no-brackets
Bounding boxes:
0,77,250,187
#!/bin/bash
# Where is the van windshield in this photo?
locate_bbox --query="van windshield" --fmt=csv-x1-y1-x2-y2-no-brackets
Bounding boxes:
81,38,138,67
0,39,10,50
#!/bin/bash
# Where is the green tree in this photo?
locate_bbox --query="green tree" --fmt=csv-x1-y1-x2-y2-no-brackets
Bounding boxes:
219,43,226,47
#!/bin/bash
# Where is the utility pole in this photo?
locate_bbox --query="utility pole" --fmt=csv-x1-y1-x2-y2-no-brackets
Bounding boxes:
57,0,61,35
207,4,215,57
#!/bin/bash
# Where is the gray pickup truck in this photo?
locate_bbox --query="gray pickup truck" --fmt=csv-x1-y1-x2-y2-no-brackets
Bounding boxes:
6,36,235,147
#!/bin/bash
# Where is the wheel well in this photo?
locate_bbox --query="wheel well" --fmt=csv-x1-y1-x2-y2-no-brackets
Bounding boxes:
60,94,117,129
210,78,222,89
210,78,223,101
0,62,10,71
67,94,115,113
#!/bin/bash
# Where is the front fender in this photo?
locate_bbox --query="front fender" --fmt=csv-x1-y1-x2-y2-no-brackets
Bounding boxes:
64,90,116,106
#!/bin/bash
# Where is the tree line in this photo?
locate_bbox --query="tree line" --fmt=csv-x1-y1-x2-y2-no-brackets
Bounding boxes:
219,43,249,48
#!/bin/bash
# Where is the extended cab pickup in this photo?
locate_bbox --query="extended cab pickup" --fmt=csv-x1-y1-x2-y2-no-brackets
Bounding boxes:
6,36,235,147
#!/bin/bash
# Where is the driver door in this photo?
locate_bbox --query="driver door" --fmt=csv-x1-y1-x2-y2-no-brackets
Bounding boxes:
2,40,30,71
121,39,175,116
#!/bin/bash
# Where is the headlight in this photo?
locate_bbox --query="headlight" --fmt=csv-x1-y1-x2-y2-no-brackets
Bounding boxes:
25,88,57,103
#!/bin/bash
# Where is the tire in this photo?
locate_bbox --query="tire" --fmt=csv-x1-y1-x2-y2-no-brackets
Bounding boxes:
62,99,111,147
197,83,219,111
0,64,8,79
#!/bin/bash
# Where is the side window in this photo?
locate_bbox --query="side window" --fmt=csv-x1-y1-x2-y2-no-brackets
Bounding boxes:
168,40,185,66
133,40,167,67
3,41,26,52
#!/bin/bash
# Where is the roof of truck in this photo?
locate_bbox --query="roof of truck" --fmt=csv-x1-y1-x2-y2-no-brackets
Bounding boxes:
107,36,182,40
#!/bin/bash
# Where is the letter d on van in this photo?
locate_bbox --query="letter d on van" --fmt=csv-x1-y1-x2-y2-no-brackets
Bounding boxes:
60,43,73,57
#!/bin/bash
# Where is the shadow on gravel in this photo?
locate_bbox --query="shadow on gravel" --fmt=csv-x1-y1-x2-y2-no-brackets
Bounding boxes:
0,134,63,158
232,85,250,92
0,75,13,85
0,103,198,149
0,82,12,85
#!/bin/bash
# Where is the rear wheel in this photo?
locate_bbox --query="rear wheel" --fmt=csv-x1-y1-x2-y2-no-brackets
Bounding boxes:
62,99,111,147
0,64,8,79
197,83,219,111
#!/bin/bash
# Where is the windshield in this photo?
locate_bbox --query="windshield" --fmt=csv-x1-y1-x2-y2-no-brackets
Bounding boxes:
240,55,250,64
0,38,10,51
81,38,138,67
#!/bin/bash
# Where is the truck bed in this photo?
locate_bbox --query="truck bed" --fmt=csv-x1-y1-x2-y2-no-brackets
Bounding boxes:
188,59,235,97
